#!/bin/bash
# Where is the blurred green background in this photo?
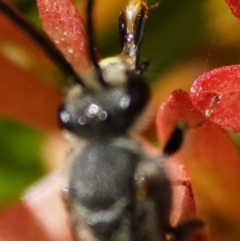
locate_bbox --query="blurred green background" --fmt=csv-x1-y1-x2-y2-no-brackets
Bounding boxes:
1,0,240,209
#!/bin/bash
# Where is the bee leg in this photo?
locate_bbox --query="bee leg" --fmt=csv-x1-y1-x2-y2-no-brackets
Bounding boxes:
168,218,204,241
136,58,151,74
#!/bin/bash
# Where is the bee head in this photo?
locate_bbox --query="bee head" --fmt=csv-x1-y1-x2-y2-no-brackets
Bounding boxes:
58,71,150,138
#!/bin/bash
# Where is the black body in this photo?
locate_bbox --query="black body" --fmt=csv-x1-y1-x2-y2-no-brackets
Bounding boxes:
65,136,172,241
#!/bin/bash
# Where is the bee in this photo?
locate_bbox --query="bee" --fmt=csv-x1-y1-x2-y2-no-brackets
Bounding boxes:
0,0,203,240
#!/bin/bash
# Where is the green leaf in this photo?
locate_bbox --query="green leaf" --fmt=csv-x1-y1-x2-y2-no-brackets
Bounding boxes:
0,119,44,206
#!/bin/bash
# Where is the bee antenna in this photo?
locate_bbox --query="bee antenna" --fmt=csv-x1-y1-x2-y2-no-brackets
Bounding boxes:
0,0,86,87
86,0,108,87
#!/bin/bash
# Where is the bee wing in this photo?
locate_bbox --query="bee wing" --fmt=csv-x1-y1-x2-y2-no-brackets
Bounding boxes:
37,0,92,78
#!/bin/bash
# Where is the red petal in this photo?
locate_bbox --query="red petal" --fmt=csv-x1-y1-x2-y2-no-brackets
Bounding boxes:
157,90,240,241
165,161,197,226
189,65,240,132
157,89,205,147
0,12,62,131
0,55,61,131
37,0,91,77
225,0,240,19
0,170,72,241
